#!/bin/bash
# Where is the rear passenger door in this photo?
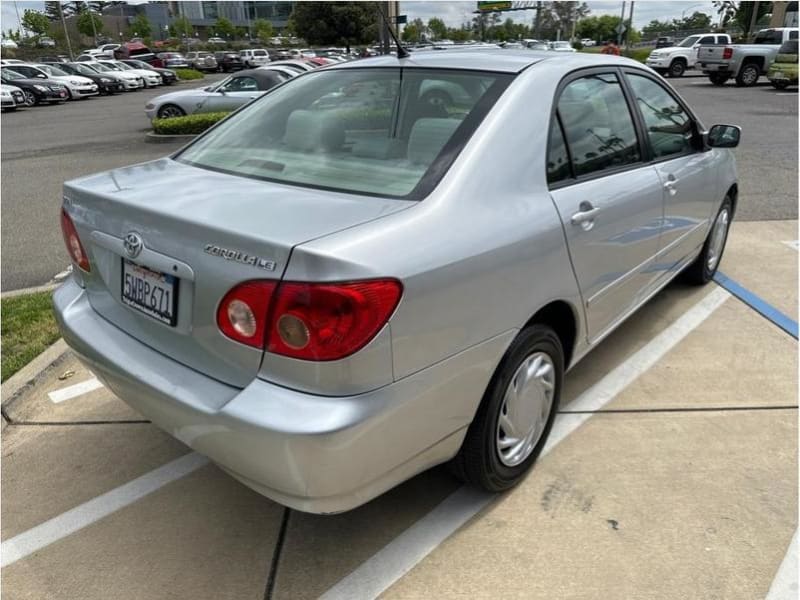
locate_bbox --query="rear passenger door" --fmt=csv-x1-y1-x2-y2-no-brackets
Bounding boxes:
548,70,665,342
623,70,718,273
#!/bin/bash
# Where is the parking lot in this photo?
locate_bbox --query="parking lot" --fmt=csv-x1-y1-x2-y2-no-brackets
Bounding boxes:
1,70,797,599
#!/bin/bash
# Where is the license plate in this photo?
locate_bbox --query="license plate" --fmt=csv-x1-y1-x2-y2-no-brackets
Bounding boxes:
773,71,785,79
121,259,178,326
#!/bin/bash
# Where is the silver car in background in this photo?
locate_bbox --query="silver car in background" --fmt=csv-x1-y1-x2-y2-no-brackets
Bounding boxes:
55,51,740,514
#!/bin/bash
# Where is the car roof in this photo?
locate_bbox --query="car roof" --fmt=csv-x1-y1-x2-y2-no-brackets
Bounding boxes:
333,49,644,74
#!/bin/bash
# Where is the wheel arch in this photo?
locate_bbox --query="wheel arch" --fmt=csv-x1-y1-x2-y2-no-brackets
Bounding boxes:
523,300,578,370
726,183,738,218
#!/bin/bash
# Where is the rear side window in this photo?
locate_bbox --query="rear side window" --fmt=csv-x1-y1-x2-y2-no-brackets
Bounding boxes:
556,73,640,177
626,74,695,158
791,30,799,40
177,68,512,199
754,30,785,44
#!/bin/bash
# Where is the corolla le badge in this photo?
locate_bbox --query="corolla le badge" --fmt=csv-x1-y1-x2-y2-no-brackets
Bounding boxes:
204,244,277,271
123,232,144,258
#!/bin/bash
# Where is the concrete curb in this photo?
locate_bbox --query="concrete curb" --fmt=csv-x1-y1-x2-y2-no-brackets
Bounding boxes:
1,283,60,299
145,132,197,144
1,339,69,428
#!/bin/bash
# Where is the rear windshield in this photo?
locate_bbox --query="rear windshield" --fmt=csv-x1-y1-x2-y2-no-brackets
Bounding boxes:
254,50,267,56
176,68,512,200
754,30,785,44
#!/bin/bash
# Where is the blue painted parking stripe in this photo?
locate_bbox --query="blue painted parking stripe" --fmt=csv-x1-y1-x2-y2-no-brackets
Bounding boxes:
714,271,798,339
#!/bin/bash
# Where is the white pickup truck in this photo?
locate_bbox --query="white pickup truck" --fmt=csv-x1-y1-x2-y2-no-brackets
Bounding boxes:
698,27,800,86
645,33,732,77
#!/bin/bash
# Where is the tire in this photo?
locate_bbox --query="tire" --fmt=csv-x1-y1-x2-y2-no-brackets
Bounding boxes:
771,80,790,90
157,103,186,119
22,90,36,107
66,88,74,101
708,73,729,86
668,59,686,78
683,197,733,285
450,324,563,492
735,62,760,87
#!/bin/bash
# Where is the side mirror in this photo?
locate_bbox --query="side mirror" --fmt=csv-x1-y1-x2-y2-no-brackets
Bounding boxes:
707,124,741,148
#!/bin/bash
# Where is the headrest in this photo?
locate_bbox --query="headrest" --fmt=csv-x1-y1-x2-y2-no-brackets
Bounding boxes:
407,118,461,165
284,109,345,152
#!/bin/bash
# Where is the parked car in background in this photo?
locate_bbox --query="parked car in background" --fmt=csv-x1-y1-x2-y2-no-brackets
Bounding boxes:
97,59,162,88
37,36,56,48
655,36,675,48
1,38,19,49
767,39,799,88
145,68,288,120
120,59,177,85
0,68,67,105
646,33,732,78
55,51,741,515
38,55,70,63
46,61,125,95
698,27,799,86
214,52,245,72
526,41,550,51
186,51,218,72
157,52,190,69
208,37,227,46
0,59,25,66
240,48,270,68
8,63,98,100
81,61,143,90
549,41,576,52
265,59,316,73
1,84,25,110
580,38,595,47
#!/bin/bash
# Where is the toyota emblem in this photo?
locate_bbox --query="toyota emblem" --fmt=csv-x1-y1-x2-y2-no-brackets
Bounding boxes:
123,232,144,258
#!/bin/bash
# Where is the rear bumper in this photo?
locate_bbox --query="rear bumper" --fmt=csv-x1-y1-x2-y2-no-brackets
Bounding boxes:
699,62,732,73
54,277,512,513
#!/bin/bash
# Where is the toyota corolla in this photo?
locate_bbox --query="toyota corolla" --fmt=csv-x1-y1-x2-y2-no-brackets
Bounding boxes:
54,51,740,514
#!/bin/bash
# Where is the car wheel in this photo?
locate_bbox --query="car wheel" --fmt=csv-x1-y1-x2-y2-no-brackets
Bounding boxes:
684,197,733,285
450,324,563,492
157,104,186,119
66,88,74,100
736,62,760,87
22,91,36,107
668,59,686,77
708,73,729,86
772,80,790,90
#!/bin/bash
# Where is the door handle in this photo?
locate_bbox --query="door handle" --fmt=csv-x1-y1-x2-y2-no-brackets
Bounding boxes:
571,205,601,226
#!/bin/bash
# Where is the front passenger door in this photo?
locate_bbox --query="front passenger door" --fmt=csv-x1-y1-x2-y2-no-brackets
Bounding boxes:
548,71,665,342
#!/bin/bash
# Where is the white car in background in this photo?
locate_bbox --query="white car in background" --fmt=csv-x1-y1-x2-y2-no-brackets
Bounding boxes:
7,63,98,99
97,60,161,88
1,83,25,110
1,38,18,49
549,41,577,52
240,48,270,68
81,61,143,90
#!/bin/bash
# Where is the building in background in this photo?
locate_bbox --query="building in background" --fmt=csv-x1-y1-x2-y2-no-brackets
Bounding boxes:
169,2,293,34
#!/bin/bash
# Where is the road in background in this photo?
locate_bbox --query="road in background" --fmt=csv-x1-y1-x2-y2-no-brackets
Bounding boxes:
0,73,796,291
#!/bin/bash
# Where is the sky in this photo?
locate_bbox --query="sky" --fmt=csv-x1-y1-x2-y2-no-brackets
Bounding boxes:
1,1,720,35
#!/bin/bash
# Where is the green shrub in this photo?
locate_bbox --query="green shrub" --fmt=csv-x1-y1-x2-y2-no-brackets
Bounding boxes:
174,68,204,81
152,111,231,135
622,48,651,63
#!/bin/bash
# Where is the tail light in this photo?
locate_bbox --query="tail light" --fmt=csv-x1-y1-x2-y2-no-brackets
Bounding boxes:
723,47,733,59
216,279,402,360
60,209,90,272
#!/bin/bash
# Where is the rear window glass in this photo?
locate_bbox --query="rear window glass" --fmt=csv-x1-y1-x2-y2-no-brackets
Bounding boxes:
254,50,267,56
176,68,512,200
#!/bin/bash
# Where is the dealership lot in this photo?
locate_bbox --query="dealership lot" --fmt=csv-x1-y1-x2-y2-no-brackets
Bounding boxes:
1,71,797,599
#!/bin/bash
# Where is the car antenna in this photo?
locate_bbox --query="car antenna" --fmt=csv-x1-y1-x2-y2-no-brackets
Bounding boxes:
377,4,409,58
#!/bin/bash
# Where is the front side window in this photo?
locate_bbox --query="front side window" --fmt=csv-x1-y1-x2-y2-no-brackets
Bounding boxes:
556,73,640,177
177,68,511,199
626,73,695,158
678,35,701,47
223,76,258,92
698,36,715,45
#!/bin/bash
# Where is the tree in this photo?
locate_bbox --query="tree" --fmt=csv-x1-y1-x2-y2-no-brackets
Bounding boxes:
427,17,447,40
76,10,103,38
536,1,589,40
215,17,236,39
290,2,379,51
678,11,712,30
22,9,52,36
253,18,273,42
171,15,193,38
576,14,624,43
713,1,772,38
402,17,425,42
642,18,674,37
130,13,151,38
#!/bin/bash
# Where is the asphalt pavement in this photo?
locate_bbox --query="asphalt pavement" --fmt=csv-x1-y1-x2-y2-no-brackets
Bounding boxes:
0,71,796,291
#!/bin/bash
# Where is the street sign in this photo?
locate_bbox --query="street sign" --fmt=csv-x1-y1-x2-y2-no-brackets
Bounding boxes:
615,23,627,34
478,1,512,12
395,14,407,24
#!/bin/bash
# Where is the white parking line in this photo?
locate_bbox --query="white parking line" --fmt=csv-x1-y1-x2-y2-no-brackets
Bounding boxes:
47,377,103,404
0,452,208,568
765,530,798,600
321,287,731,600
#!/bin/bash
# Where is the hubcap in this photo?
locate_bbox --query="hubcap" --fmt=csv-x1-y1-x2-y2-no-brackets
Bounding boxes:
707,208,729,271
24,91,35,106
743,67,757,85
159,106,183,118
496,352,556,467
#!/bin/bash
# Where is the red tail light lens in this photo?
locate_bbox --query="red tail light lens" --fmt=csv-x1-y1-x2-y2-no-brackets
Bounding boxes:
267,279,402,361
60,209,91,272
723,47,733,59
216,280,277,348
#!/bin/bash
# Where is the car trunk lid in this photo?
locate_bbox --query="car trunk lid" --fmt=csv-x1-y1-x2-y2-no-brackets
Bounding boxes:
64,158,413,388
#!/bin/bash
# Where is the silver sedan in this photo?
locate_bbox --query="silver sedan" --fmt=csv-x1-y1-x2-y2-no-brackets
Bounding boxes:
55,50,740,514
145,68,293,120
